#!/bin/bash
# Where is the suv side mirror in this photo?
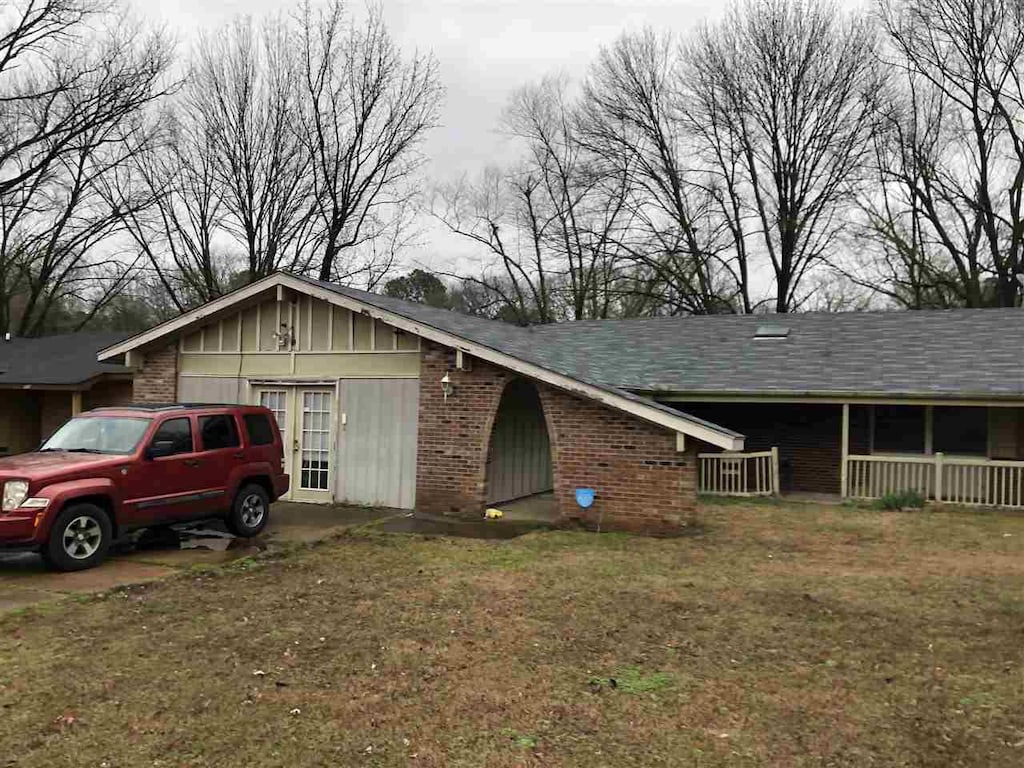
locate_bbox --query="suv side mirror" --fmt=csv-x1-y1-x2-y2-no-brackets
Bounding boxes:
145,440,177,460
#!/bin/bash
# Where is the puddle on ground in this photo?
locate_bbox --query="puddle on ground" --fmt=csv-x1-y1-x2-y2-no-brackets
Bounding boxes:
376,513,553,540
124,521,265,557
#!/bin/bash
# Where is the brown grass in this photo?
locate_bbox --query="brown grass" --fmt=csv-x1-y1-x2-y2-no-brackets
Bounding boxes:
1,501,1023,767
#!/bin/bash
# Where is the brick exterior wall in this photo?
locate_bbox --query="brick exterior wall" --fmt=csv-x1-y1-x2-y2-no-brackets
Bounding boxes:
83,379,133,410
416,341,700,534
673,402,844,494
40,391,73,440
132,344,178,403
416,343,507,517
540,387,699,534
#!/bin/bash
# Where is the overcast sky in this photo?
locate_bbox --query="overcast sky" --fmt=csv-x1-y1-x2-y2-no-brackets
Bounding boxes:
141,0,863,270
143,1,733,175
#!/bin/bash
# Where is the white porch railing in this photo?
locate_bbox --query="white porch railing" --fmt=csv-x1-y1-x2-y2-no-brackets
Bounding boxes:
846,453,1024,508
699,448,780,496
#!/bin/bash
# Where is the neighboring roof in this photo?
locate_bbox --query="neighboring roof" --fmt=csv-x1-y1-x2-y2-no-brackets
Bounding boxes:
0,332,132,387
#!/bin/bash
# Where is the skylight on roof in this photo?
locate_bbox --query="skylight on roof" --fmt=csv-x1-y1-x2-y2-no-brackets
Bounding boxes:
754,324,790,340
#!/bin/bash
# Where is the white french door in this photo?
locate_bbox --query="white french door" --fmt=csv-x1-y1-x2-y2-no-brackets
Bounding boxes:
255,387,335,503
295,389,334,502
257,389,292,498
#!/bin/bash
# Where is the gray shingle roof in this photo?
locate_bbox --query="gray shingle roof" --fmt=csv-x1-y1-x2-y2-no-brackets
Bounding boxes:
306,277,1024,400
0,332,131,386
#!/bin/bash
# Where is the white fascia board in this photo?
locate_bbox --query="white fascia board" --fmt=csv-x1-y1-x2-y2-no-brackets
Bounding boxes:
99,273,744,451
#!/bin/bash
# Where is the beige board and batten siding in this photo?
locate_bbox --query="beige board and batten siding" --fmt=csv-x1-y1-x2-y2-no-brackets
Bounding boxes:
177,376,247,404
179,294,420,357
173,290,422,508
336,379,419,509
178,293,421,380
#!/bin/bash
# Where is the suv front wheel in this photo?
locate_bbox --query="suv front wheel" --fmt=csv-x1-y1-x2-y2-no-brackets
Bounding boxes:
44,503,112,571
226,484,270,537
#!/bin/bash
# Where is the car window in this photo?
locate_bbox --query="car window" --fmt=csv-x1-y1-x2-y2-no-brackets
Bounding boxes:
243,414,275,446
200,414,240,450
42,417,150,455
151,418,193,456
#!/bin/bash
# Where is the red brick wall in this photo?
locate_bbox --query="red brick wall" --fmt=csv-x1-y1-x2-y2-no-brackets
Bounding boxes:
671,402,843,494
416,342,699,534
83,379,133,410
132,344,178,403
539,387,699,534
39,391,73,440
416,343,507,516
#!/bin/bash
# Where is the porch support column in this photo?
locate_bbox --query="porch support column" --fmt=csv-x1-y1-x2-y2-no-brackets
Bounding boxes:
71,391,82,416
840,403,850,497
924,405,934,454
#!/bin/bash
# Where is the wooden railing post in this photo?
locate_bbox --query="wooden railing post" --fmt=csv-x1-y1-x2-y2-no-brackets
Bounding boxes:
934,452,944,503
771,447,780,496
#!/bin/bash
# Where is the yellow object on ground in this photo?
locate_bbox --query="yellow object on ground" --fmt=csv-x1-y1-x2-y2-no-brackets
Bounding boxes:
484,508,504,520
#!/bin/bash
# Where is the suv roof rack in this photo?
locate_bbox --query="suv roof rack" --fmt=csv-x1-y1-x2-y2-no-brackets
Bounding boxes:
90,403,249,412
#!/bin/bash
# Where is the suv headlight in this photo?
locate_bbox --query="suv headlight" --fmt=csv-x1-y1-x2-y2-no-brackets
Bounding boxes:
2,480,29,512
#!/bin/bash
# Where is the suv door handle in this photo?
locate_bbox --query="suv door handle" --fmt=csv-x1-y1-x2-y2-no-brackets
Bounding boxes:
184,459,201,467
232,452,244,459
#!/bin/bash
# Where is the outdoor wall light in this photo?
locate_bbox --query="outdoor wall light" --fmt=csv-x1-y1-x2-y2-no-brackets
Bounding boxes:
441,372,455,402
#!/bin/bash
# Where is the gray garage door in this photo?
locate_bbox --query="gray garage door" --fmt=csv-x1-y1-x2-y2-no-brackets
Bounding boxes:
335,379,419,509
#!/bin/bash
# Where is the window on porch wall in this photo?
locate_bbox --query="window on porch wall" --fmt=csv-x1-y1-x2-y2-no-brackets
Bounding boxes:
873,405,925,453
933,406,987,456
870,405,989,457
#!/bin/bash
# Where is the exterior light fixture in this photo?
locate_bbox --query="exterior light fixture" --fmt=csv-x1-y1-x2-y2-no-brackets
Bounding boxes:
441,372,454,402
272,324,294,349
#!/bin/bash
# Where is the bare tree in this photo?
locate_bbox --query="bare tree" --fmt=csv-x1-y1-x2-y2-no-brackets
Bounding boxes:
297,0,442,283
581,30,747,314
434,78,646,324
110,107,230,310
853,0,1024,308
190,15,319,281
0,1,173,334
685,0,881,312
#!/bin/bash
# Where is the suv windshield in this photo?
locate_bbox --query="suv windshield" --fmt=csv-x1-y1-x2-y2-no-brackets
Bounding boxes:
41,416,151,456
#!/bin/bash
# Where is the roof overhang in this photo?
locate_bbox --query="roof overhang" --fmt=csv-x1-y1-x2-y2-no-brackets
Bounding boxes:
0,370,133,391
99,273,745,451
651,391,1024,407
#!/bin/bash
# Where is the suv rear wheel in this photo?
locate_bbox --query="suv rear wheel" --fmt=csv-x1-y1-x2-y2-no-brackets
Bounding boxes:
44,503,112,572
226,484,270,537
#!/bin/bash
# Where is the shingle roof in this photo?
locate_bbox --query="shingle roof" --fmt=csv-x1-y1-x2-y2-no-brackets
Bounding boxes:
0,332,132,386
308,278,1024,400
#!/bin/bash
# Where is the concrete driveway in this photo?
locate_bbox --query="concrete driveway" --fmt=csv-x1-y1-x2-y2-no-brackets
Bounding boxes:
0,502,399,613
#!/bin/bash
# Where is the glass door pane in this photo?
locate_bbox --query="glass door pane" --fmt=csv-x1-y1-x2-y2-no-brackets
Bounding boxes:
300,390,332,491
258,390,287,446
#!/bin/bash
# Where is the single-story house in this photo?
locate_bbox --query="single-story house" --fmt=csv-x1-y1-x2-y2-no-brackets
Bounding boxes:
96,272,1024,533
0,332,133,455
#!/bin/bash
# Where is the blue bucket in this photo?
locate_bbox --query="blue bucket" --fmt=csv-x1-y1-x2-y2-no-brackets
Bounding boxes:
575,488,596,509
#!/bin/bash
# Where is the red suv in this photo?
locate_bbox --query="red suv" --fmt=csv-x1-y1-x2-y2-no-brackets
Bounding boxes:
0,404,289,571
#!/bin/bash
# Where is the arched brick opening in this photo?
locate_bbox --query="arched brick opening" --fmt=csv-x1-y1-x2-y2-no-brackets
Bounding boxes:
415,341,511,517
484,378,558,518
415,340,699,532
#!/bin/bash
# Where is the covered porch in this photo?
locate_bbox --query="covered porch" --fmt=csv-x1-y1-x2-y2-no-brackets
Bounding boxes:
674,400,1024,509
841,403,1024,508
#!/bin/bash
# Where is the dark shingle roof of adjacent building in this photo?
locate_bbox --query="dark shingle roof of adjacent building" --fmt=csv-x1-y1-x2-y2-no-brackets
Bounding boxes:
0,332,132,387
310,278,1024,400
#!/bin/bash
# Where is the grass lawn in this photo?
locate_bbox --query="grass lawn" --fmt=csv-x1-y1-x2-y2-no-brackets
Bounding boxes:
1,501,1023,767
